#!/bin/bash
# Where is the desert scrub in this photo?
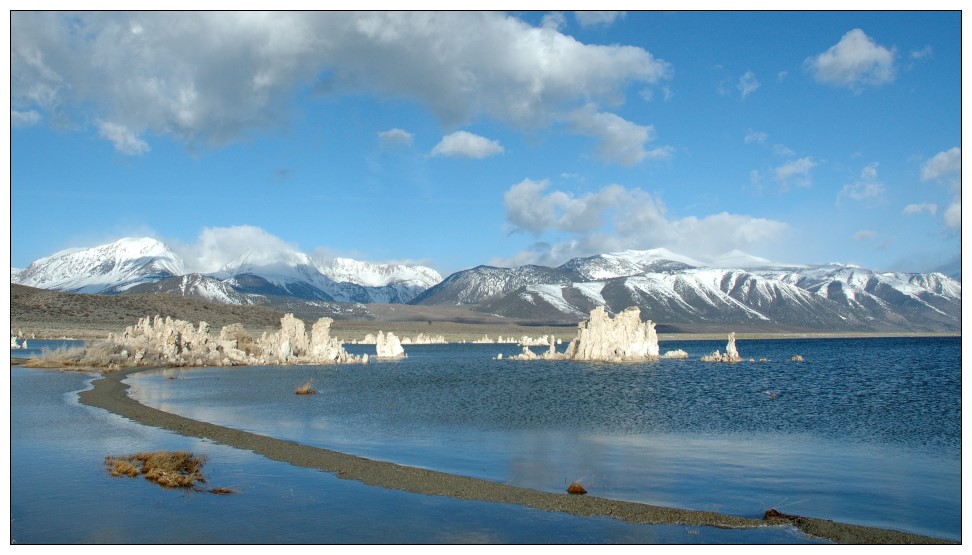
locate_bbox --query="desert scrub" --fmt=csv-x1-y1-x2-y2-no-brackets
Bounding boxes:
105,450,207,489
22,345,86,368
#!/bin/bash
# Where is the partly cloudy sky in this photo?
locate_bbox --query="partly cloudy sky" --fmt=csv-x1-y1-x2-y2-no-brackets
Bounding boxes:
9,10,963,276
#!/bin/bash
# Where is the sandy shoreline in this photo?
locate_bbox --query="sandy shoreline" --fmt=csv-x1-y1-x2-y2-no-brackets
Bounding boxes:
75,367,952,545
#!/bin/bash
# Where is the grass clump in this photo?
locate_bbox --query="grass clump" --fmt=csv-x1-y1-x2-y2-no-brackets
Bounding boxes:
295,379,318,395
105,450,207,489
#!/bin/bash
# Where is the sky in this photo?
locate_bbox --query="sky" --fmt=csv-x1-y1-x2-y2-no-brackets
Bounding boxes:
8,10,965,278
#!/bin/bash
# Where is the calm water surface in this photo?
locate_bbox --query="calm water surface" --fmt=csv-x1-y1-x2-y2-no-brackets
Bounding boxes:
11,363,819,544
124,336,961,542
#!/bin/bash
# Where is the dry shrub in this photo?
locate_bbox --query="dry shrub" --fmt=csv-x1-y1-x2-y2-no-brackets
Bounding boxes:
295,379,318,395
105,456,140,477
105,450,207,489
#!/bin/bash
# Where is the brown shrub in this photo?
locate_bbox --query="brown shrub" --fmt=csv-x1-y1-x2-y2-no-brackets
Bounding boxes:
295,379,318,395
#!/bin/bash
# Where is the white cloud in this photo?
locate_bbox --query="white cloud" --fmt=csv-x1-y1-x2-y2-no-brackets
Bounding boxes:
744,130,767,144
431,130,504,159
737,70,760,98
943,198,961,229
377,128,414,148
838,162,885,204
921,147,961,182
852,230,878,241
11,109,40,127
774,157,816,189
174,225,304,273
566,104,670,166
501,178,788,265
11,12,671,153
96,120,150,156
541,12,566,31
903,203,938,216
805,28,896,91
574,11,625,27
911,45,933,60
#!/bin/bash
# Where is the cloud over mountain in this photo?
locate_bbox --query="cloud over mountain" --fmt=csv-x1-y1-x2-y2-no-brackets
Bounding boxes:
501,178,789,266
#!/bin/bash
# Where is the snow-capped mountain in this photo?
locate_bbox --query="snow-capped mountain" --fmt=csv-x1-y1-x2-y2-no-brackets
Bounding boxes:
12,237,185,294
412,249,961,332
122,273,259,305
12,237,443,305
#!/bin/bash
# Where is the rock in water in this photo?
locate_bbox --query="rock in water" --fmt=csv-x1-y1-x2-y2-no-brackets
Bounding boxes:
563,306,659,362
375,330,406,358
566,482,587,495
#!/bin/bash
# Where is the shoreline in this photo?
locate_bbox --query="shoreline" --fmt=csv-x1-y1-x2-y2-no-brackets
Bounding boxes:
74,366,952,545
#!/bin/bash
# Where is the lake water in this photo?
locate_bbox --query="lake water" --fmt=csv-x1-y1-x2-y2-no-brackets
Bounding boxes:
11,336,961,543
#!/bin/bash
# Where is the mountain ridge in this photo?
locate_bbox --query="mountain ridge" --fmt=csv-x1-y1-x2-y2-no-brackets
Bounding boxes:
10,238,961,333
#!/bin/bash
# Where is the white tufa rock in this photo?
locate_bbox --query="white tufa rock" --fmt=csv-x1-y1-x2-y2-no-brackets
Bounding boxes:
104,313,366,367
511,306,660,362
563,306,659,361
700,332,744,362
375,330,406,358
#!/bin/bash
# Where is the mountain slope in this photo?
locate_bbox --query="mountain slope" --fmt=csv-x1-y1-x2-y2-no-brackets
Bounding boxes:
416,250,961,332
12,237,185,294
13,237,442,305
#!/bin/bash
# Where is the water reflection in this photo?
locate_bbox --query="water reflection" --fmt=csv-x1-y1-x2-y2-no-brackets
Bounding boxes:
126,337,961,541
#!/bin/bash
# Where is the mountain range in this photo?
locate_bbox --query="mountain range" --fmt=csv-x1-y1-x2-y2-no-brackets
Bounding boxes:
11,237,442,306
11,239,962,333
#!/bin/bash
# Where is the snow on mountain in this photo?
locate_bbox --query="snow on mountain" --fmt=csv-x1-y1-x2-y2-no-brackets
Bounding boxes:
14,237,441,305
124,273,259,305
416,249,961,332
12,237,185,294
559,248,702,280
314,257,442,289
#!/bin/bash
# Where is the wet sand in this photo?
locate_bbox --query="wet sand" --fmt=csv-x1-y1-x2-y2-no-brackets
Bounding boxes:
77,367,952,545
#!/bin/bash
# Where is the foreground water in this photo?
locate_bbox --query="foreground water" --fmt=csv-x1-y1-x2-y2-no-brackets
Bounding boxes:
11,337,960,543
12,364,818,544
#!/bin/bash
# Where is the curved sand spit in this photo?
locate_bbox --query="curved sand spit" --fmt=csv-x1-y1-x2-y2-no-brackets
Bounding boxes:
78,367,951,545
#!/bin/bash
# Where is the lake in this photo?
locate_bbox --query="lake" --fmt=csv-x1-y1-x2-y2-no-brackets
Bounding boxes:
10,336,961,543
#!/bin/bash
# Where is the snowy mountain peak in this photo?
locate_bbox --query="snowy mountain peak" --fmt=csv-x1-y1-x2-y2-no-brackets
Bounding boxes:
315,257,442,288
13,237,185,294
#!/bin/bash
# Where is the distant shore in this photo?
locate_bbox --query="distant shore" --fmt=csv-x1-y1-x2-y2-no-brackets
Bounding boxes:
11,322,961,344
75,366,952,545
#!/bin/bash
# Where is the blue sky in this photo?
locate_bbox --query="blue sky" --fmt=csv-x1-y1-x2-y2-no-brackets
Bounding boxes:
9,10,963,277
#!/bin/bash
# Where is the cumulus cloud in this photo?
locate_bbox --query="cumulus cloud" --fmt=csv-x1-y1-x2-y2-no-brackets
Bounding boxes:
430,130,504,159
541,12,566,31
903,203,938,216
174,225,303,273
805,28,896,91
737,70,760,98
921,146,961,183
11,109,40,127
501,178,789,265
574,11,625,27
377,127,414,148
96,121,150,155
11,12,670,154
566,104,671,166
838,162,885,204
919,147,961,230
852,230,878,241
943,200,961,229
774,157,816,189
